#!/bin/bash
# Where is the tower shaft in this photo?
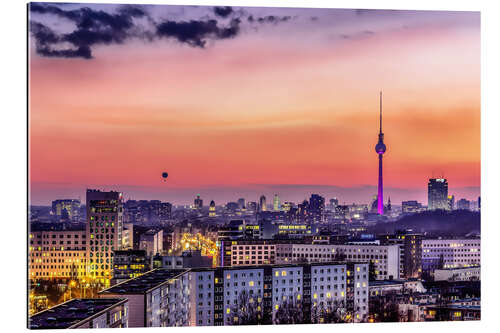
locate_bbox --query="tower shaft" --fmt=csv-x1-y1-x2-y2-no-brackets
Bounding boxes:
378,154,384,215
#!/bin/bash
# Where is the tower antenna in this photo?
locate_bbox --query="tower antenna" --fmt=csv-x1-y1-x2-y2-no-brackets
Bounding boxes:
379,91,383,134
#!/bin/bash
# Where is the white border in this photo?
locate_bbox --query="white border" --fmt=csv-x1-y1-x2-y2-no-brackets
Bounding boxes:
1,0,499,332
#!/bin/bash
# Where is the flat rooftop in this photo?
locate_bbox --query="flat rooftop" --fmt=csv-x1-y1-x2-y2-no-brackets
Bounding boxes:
29,298,126,329
369,280,405,286
100,269,188,294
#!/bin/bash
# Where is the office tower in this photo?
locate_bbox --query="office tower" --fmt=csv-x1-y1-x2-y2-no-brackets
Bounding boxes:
86,189,124,284
237,198,245,209
374,92,387,215
457,198,471,210
273,194,280,211
309,194,325,223
428,178,449,210
194,194,203,209
209,200,216,217
51,199,81,221
259,195,267,212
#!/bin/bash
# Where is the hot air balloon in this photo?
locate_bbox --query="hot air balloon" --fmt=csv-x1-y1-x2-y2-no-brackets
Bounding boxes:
162,172,168,181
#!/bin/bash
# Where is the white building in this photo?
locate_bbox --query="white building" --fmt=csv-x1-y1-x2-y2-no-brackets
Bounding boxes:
99,269,190,327
434,266,480,282
101,262,369,327
422,238,480,273
274,243,400,280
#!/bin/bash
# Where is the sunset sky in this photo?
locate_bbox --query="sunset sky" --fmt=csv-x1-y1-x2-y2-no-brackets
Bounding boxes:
28,3,480,206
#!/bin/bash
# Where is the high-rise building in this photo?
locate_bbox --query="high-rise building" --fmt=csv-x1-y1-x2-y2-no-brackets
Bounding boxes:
428,178,449,210
209,200,216,217
86,189,124,284
457,198,471,210
374,92,387,215
237,198,245,209
273,194,280,211
309,194,325,223
259,195,267,212
194,194,203,209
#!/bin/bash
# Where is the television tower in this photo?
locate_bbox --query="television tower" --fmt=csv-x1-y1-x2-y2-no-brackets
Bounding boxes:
375,91,386,215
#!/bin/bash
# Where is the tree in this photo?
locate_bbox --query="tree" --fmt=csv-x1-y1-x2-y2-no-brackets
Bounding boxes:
369,294,400,322
273,294,306,325
226,290,265,325
311,300,351,324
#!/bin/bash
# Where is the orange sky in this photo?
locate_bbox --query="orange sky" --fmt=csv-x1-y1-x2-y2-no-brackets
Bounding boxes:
28,5,480,205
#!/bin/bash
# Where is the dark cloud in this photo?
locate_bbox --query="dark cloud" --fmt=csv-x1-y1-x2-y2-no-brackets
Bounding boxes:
38,45,92,59
29,3,294,59
257,15,292,24
29,3,150,58
156,18,240,48
213,6,233,18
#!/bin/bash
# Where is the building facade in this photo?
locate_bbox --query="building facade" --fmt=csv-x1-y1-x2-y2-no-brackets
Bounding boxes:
28,229,87,280
428,178,449,210
86,189,124,284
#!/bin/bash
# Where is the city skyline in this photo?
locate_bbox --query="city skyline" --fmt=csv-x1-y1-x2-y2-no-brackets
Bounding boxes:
29,4,480,206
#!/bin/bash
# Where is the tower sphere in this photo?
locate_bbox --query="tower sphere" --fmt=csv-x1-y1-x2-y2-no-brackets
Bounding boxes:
375,142,386,154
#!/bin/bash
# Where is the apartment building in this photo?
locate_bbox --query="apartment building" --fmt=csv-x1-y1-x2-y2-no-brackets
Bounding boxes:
99,262,369,327
29,298,128,329
28,229,87,280
99,269,190,327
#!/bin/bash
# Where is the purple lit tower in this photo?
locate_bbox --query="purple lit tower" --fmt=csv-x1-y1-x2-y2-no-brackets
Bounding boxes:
375,92,386,215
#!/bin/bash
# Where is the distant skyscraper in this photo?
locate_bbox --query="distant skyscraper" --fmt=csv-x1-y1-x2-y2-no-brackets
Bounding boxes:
273,194,280,211
209,200,216,217
457,198,471,210
259,195,267,212
194,194,203,209
309,194,325,223
329,198,338,211
237,198,245,209
86,189,123,285
375,92,387,215
428,178,449,210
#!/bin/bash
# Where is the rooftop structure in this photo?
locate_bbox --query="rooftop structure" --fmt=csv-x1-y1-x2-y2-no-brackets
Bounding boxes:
29,298,127,329
101,269,188,294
